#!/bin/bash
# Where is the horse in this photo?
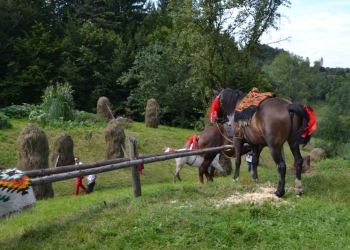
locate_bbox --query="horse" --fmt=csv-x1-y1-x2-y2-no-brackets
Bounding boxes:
208,87,317,197
165,147,226,183
174,124,256,184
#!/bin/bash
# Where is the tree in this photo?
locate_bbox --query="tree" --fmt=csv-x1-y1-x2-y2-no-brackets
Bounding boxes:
118,43,200,127
0,22,62,106
170,0,288,90
262,52,312,103
314,75,350,157
58,22,129,112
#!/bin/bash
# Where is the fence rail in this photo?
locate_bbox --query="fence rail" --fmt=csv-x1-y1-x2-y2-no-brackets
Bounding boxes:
27,136,233,197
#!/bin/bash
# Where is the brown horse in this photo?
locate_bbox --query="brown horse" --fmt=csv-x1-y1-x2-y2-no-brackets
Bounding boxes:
208,88,316,197
195,124,254,182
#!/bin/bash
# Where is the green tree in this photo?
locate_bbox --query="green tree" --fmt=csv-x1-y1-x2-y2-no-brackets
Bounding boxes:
58,22,129,112
1,22,62,106
314,75,350,157
170,0,287,92
119,43,199,127
262,52,312,103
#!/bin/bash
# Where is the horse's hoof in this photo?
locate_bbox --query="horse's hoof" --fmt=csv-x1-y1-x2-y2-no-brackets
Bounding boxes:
232,177,239,182
274,191,285,198
253,178,258,182
295,190,304,196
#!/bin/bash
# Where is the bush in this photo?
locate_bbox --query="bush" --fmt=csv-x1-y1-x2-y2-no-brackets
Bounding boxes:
0,113,13,129
0,104,33,119
29,83,75,126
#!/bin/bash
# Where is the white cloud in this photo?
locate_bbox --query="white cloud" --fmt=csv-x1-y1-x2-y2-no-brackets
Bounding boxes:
261,1,350,68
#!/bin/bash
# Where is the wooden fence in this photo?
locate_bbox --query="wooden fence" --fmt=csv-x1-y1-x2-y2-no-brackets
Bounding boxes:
25,135,234,198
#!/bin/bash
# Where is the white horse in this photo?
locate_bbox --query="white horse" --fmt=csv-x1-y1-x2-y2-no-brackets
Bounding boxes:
165,147,227,183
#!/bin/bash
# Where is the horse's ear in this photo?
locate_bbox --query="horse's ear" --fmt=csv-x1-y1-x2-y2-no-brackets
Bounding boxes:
212,89,219,96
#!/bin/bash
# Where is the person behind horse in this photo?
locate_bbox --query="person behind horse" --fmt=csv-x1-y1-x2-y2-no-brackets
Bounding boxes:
246,151,253,173
74,157,88,196
86,173,97,194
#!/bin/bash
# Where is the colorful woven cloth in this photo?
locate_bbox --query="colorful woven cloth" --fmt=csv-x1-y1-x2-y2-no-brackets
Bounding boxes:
234,88,275,123
0,168,36,220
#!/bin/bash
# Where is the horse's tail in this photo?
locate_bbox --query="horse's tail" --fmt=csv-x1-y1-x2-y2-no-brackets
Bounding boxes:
288,104,317,147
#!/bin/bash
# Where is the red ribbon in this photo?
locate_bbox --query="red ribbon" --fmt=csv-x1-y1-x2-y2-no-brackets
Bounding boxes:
302,106,317,138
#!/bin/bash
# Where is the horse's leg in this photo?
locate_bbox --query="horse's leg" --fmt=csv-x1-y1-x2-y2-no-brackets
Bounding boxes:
250,146,260,181
199,155,215,183
173,158,185,183
290,145,304,195
270,147,286,197
233,139,244,180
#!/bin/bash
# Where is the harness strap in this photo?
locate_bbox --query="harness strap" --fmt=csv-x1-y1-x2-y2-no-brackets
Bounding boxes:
188,155,198,166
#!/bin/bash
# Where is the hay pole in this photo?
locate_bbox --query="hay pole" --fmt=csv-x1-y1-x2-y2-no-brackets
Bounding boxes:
129,135,141,197
54,155,60,168
105,103,115,119
29,145,233,186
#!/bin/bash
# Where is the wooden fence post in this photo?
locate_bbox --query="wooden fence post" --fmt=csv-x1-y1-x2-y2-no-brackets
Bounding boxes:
129,135,141,197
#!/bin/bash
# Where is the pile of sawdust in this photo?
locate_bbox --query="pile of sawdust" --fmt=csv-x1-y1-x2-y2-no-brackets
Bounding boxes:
215,186,289,207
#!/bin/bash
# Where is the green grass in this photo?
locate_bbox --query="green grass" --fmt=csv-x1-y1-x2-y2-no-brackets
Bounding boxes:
1,118,350,249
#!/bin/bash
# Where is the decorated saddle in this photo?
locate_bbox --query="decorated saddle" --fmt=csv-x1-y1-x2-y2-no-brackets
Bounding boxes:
0,168,36,220
234,87,275,126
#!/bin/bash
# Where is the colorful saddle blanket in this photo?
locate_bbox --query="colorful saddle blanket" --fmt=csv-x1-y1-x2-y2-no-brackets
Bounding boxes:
234,87,275,125
0,168,36,220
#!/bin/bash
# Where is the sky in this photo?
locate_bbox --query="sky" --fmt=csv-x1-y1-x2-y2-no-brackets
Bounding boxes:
260,0,350,68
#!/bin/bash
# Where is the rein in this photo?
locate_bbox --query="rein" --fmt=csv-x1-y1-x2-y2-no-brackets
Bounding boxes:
215,123,236,159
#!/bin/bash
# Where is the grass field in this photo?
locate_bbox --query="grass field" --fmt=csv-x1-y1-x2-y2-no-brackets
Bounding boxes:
1,118,350,249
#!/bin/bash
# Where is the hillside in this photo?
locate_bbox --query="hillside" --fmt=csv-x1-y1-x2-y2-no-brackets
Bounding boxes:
1,118,350,249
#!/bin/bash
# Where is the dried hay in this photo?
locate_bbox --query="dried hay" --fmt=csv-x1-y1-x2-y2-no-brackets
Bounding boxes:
17,123,54,200
310,148,326,162
145,98,159,128
105,120,126,160
213,155,232,176
215,185,289,207
50,132,75,167
97,96,114,119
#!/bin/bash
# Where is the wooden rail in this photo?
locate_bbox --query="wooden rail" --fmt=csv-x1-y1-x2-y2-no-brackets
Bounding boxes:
28,136,233,197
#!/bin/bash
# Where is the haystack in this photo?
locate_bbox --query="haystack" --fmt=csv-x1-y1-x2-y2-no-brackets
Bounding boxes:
97,96,113,119
145,98,159,128
105,120,126,159
212,155,232,177
310,148,326,162
50,132,75,167
17,123,54,200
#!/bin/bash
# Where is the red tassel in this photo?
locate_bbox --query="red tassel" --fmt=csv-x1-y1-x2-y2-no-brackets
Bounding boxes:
302,106,317,138
186,135,197,149
209,98,220,123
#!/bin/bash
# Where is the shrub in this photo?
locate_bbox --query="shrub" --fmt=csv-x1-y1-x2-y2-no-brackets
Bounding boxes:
42,83,75,124
28,83,75,126
0,104,33,119
0,113,13,129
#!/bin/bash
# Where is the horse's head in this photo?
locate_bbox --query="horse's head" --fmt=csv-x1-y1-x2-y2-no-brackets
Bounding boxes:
210,88,246,124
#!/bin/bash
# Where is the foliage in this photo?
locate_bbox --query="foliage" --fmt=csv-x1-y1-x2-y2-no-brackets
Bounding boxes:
119,43,201,128
0,104,33,119
0,113,12,129
313,75,350,157
59,22,130,112
29,83,75,126
262,52,313,102
170,0,287,92
1,22,62,106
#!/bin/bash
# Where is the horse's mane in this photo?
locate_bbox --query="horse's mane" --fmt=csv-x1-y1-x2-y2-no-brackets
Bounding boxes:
219,88,246,116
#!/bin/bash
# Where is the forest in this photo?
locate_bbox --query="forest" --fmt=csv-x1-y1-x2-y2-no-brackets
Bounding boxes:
1,0,349,129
